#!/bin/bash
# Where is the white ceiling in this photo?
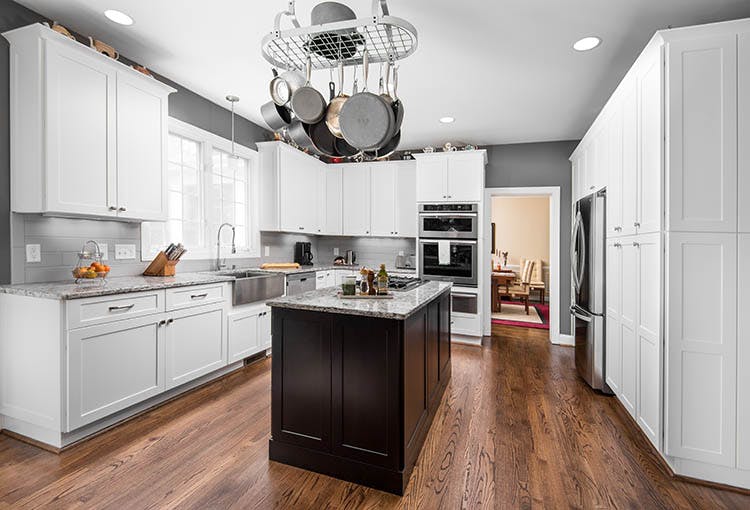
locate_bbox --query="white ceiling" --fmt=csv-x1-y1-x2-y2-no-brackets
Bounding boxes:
14,0,750,148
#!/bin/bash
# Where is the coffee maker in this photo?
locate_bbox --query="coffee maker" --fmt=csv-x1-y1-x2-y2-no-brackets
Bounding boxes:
294,242,313,266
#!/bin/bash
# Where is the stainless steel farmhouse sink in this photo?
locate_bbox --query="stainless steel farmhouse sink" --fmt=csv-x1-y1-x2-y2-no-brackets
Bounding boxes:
214,269,285,305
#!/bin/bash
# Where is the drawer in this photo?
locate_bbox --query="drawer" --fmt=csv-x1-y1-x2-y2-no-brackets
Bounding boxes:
451,313,481,336
67,291,164,329
165,283,228,311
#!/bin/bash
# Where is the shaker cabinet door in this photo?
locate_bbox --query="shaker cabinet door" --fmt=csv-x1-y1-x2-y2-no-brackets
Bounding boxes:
446,152,483,202
607,106,624,236
739,33,750,233
619,242,638,417
416,157,447,202
667,34,737,232
738,234,750,469
395,162,417,237
605,240,623,394
165,305,226,389
342,165,371,235
621,78,639,237
370,164,397,236
637,54,662,235
45,41,116,217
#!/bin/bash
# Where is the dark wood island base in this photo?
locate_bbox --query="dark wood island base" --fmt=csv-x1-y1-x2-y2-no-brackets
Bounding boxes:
269,287,451,495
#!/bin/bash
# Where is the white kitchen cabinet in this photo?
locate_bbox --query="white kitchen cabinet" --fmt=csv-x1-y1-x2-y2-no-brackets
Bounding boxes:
637,52,662,235
343,164,371,235
370,163,397,236
605,239,623,394
322,165,343,235
279,146,319,233
621,77,639,237
635,233,662,449
165,304,226,390
607,105,624,236
414,151,486,203
4,23,174,221
738,234,750,470
316,270,335,289
619,240,638,418
666,232,737,466
67,314,165,430
228,304,271,363
667,34,737,233
395,161,417,237
739,33,750,233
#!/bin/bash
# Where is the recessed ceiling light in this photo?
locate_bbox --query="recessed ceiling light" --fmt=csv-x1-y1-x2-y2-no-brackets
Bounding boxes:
573,36,601,52
439,116,455,124
104,9,134,26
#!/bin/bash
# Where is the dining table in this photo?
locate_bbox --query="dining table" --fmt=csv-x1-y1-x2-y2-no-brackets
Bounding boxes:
491,271,516,312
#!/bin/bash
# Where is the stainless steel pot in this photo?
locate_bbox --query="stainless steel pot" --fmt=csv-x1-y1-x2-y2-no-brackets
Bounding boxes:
261,100,292,131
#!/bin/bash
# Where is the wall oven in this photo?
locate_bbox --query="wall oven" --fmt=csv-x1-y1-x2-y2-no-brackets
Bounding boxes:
418,239,478,287
418,204,478,239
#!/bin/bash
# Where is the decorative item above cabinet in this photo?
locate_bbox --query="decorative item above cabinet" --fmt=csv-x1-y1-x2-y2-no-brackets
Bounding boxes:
4,23,176,222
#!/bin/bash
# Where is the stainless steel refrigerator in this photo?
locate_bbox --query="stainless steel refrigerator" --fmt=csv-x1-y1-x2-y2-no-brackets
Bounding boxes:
571,189,611,393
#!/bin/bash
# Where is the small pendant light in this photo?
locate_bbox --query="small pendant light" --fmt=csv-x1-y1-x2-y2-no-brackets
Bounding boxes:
226,95,240,157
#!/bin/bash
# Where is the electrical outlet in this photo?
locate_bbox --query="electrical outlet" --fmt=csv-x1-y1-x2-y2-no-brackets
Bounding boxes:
97,242,109,261
25,244,41,263
264,245,270,256
398,250,404,256
333,247,339,256
115,244,136,260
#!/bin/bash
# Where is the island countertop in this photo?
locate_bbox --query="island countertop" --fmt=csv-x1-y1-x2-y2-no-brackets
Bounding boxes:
266,280,452,320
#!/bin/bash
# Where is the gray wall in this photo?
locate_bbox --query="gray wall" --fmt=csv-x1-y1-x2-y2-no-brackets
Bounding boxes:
484,140,579,335
0,0,271,283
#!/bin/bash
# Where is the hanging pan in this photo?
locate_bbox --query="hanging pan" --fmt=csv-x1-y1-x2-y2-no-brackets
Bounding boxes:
261,100,292,131
306,81,340,157
325,61,350,138
290,55,327,124
339,50,395,151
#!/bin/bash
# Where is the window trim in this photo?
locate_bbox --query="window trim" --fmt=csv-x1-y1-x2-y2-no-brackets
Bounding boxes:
141,117,260,261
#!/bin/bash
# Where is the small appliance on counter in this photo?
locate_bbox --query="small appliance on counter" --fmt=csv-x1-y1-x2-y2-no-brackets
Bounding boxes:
294,242,314,265
345,250,356,265
395,253,414,269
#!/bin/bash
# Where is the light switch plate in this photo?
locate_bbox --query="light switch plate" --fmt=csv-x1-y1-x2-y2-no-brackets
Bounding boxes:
333,247,339,256
115,244,136,260
25,244,41,263
96,242,109,261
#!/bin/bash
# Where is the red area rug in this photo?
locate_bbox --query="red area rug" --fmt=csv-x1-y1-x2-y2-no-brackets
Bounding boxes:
491,301,550,330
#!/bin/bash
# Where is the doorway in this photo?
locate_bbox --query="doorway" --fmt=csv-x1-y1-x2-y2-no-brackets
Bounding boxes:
483,187,566,345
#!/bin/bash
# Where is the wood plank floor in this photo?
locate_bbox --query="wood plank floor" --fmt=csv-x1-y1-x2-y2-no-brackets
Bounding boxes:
1,325,749,509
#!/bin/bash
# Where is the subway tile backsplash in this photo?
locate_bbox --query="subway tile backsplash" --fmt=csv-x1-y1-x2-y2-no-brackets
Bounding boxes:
11,214,416,284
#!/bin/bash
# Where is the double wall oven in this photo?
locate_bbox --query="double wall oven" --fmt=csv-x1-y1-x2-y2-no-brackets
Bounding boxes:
418,204,479,287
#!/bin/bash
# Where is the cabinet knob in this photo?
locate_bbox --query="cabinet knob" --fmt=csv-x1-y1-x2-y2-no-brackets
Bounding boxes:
632,242,640,248
166,318,174,325
108,206,117,211
158,319,167,326
614,226,622,232
118,207,127,212
634,222,640,228
366,231,369,234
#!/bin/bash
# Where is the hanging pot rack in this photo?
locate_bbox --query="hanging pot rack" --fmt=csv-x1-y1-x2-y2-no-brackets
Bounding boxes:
261,0,418,71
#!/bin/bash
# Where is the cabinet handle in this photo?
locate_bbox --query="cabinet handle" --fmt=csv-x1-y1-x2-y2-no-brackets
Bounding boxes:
158,319,167,326
614,243,622,248
166,318,174,325
190,293,208,300
590,185,595,190
632,242,640,248
118,207,127,212
108,304,135,312
614,226,622,232
634,222,640,228
299,226,304,230
108,206,118,211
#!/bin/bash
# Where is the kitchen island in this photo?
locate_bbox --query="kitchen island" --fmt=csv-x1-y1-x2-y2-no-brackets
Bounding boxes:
266,281,452,495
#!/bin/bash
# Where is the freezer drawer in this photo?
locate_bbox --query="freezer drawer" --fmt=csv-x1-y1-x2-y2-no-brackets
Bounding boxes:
572,305,611,394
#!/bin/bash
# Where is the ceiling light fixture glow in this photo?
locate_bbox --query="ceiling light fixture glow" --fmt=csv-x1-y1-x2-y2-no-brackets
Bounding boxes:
439,116,455,124
573,36,601,52
104,9,134,26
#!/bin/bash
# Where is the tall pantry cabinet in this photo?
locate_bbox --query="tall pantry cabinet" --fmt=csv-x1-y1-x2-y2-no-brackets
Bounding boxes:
571,18,750,490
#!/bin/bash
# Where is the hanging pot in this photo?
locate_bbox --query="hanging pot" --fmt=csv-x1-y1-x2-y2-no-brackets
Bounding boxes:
334,136,360,158
339,50,395,151
364,130,401,160
306,82,339,157
269,68,304,106
290,55,327,124
325,61,350,138
261,100,292,131
287,120,314,149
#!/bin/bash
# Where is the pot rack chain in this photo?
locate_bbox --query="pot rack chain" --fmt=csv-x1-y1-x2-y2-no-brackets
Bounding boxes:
261,0,417,72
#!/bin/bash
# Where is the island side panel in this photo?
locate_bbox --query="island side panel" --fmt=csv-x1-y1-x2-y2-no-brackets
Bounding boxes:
331,315,401,469
271,308,332,452
439,291,452,383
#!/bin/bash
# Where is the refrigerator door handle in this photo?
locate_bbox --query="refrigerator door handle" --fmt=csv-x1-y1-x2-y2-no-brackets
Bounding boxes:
571,214,580,291
570,305,592,323
578,212,587,291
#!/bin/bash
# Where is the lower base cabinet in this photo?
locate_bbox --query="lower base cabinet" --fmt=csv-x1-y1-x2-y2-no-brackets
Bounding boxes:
166,304,226,389
68,314,165,431
228,304,272,363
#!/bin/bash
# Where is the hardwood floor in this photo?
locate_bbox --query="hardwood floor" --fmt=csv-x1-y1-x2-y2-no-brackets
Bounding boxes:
1,325,749,509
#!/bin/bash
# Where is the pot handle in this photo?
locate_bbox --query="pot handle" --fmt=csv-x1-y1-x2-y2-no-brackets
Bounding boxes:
383,60,391,97
329,81,336,101
362,50,369,92
338,61,345,96
393,65,399,100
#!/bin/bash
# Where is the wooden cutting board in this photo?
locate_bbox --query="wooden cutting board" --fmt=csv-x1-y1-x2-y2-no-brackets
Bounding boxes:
260,262,301,269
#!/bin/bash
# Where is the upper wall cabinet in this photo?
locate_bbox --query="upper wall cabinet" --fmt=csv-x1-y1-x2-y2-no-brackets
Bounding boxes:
414,151,486,203
666,34,737,233
739,33,750,233
4,24,175,222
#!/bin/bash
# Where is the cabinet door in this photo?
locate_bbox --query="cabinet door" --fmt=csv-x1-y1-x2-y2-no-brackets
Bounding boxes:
324,165,343,235
116,71,168,221
571,157,582,202
637,53,662,234
446,153,483,201
279,148,316,233
619,242,638,417
165,305,226,389
738,234,750,469
228,309,259,363
67,315,164,430
316,271,328,289
316,165,326,234
636,233,662,449
621,78,639,237
739,33,750,232
605,240,622,394
45,41,116,217
416,157,447,202
667,34,737,232
395,162,417,237
607,105,624,235
666,233,737,466
259,308,272,350
342,165,371,235
370,163,397,236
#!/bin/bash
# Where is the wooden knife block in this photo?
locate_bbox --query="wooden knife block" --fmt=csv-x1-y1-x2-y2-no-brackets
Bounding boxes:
143,251,178,277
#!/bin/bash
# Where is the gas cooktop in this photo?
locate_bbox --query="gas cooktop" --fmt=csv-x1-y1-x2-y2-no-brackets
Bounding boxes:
388,276,425,292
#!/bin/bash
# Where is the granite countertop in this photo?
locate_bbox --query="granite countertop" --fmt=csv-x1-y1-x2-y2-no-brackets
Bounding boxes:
267,280,452,320
253,264,416,275
0,273,236,300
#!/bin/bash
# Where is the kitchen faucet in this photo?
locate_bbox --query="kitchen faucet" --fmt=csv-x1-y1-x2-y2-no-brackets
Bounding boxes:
216,223,236,270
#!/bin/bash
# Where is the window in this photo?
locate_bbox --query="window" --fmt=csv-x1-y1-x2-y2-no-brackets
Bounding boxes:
141,118,258,260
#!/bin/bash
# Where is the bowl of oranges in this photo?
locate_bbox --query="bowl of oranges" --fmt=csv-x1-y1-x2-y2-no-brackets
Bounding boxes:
73,262,111,281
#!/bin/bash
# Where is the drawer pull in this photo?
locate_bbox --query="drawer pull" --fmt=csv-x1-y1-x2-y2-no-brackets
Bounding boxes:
167,318,174,325
190,293,209,300
108,304,135,312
